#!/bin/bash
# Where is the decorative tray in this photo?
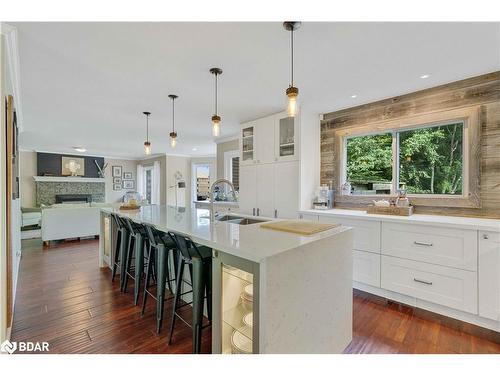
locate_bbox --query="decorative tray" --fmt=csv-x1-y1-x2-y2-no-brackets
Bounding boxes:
366,205,414,216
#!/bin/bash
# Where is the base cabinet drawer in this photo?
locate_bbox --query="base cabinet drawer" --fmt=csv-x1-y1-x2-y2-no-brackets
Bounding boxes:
381,255,477,314
353,250,380,287
319,216,380,253
381,222,477,271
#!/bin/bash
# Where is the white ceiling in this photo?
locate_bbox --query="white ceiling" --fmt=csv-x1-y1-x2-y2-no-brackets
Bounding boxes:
13,22,500,159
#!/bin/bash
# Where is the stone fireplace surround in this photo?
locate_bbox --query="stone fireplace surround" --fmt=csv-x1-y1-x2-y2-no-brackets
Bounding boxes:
34,176,105,206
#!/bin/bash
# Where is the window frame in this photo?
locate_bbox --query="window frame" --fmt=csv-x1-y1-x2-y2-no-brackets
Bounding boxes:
334,106,480,208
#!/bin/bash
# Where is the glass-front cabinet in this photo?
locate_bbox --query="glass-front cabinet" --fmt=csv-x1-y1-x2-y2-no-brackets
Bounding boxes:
275,114,298,161
240,124,255,165
212,250,260,354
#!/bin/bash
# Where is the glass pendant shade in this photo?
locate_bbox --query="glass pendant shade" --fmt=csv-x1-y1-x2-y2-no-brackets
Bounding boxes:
144,141,151,155
170,132,177,148
286,86,299,117
212,115,221,137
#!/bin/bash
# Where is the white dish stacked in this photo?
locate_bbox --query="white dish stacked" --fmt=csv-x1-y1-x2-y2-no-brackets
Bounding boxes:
240,283,253,310
231,312,253,354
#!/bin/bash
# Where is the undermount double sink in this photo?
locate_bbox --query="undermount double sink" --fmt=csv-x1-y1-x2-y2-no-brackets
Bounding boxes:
216,215,269,225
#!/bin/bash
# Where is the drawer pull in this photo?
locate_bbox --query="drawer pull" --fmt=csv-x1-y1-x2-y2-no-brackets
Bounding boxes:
414,241,433,247
413,278,433,285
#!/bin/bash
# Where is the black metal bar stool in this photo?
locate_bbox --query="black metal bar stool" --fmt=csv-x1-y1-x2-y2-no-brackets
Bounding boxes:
167,232,212,354
121,217,150,305
141,223,180,333
110,213,130,291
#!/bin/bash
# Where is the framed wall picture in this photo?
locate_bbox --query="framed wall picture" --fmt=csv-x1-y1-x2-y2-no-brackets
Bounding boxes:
123,172,132,179
61,156,85,176
123,180,134,189
113,183,122,191
112,165,122,177
113,177,121,184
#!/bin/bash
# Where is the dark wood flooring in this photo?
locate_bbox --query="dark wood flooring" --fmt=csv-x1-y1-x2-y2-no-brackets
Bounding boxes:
11,238,500,354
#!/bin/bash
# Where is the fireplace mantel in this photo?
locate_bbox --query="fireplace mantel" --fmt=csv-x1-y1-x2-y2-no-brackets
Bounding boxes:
33,176,105,183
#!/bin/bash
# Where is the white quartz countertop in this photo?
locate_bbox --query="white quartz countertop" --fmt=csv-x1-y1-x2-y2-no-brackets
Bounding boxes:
102,205,349,263
299,208,500,232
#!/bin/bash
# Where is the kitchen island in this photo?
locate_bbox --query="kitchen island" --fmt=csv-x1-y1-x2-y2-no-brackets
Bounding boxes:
99,205,353,354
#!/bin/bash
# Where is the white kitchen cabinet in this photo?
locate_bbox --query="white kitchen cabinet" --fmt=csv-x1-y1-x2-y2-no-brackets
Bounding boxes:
318,216,381,253
240,111,299,166
479,231,500,321
353,250,381,287
256,163,275,217
240,123,256,166
381,255,477,314
255,115,275,164
382,222,477,271
239,162,299,219
238,165,257,215
274,161,299,219
275,114,299,162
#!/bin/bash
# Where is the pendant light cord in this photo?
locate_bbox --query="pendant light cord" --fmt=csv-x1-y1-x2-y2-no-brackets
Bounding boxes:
215,73,218,115
291,28,294,87
172,97,175,132
146,113,149,142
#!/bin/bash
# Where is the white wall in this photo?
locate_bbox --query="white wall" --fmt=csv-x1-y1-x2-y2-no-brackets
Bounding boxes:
104,158,138,203
299,108,321,210
19,150,36,207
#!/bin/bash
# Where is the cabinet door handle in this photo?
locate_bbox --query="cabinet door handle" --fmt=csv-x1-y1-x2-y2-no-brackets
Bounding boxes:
257,208,260,216
413,278,433,285
274,209,277,218
483,234,489,240
414,241,433,247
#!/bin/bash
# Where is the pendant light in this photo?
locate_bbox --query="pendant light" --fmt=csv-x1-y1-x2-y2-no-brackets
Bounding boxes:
168,94,178,148
210,67,223,137
283,21,301,117
143,111,152,155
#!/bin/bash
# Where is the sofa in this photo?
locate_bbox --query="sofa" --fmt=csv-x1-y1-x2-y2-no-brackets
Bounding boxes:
41,203,112,243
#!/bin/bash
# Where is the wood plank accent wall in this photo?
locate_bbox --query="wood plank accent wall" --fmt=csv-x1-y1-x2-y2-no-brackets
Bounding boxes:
320,71,500,219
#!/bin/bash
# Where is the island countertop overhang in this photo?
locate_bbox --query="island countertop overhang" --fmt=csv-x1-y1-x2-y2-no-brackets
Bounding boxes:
100,205,351,263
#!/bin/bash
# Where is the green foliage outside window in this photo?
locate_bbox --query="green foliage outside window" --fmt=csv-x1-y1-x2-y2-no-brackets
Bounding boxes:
345,122,463,195
399,123,463,194
346,133,392,183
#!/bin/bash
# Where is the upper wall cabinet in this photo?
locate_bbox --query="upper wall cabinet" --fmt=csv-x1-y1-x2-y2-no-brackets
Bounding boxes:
275,114,299,162
240,111,300,166
241,122,256,165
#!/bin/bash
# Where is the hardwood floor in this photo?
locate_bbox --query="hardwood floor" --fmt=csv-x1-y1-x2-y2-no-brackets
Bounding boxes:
11,238,211,354
11,239,500,354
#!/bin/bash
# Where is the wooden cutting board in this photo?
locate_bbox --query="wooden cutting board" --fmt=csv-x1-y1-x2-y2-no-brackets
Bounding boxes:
260,220,340,235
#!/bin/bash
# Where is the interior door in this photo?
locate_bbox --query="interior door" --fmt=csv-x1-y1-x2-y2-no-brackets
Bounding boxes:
238,165,257,215
255,115,275,164
274,161,299,218
256,163,275,217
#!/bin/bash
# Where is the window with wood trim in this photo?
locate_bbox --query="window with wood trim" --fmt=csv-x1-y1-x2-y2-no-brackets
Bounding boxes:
344,121,465,197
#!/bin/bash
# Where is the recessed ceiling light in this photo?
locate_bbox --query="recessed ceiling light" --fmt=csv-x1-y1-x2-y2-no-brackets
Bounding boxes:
192,147,197,151
420,74,430,79
350,94,357,98
73,147,86,153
